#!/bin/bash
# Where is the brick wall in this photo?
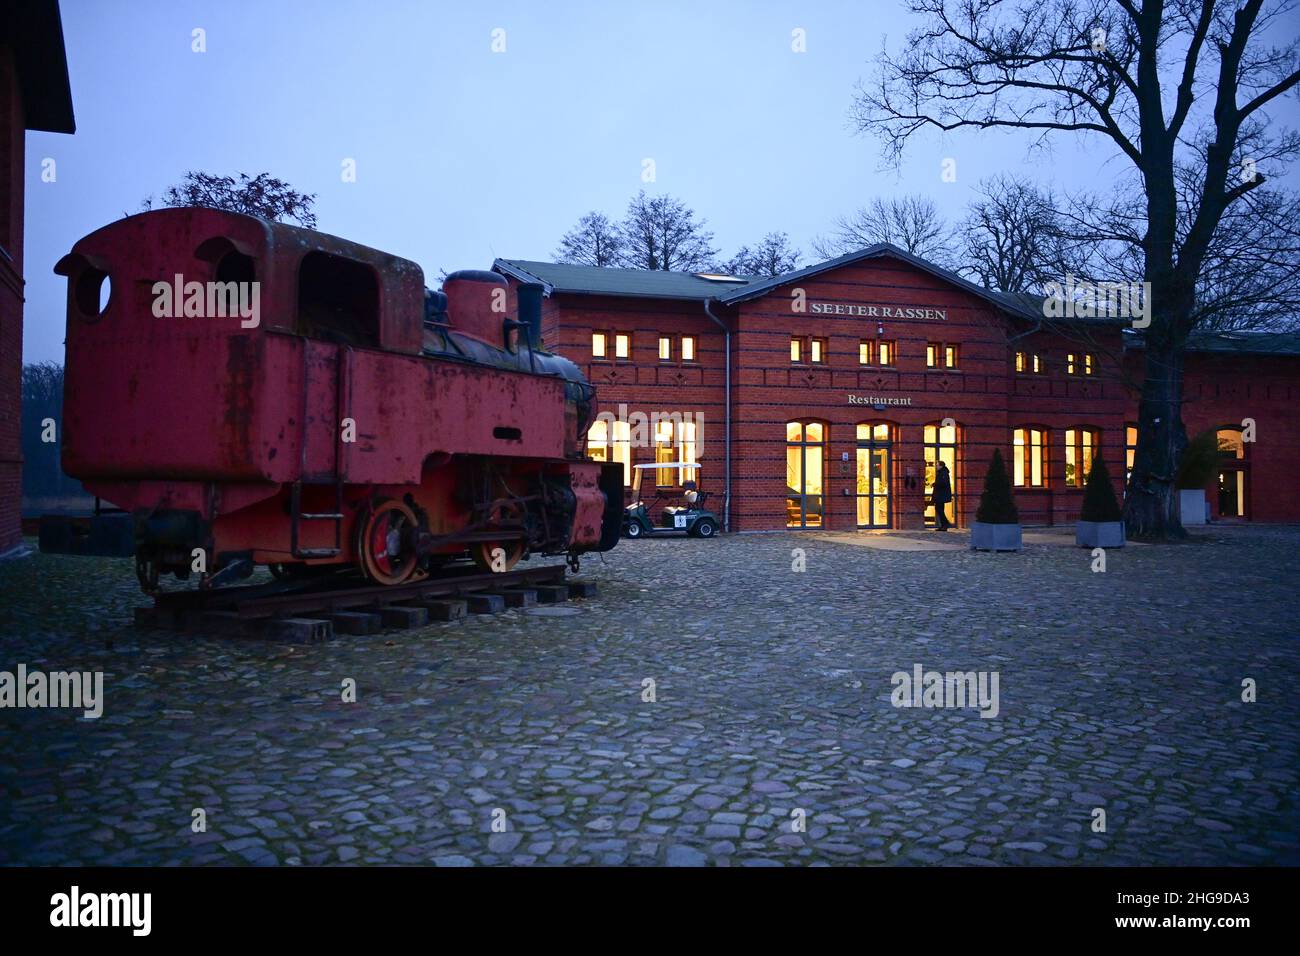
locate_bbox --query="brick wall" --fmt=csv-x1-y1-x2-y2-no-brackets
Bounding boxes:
505,279,726,509
525,254,1300,533
721,257,1129,531
1128,350,1300,523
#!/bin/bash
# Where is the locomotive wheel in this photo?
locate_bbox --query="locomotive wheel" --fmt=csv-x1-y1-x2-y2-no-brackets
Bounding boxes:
356,499,420,586
470,537,525,573
470,499,526,573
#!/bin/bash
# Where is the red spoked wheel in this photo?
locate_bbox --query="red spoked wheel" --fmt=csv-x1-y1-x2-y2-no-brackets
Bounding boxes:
356,499,420,586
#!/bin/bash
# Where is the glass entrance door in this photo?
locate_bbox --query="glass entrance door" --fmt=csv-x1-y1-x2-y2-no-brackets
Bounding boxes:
855,423,892,528
923,421,960,528
1215,428,1248,518
1217,468,1246,517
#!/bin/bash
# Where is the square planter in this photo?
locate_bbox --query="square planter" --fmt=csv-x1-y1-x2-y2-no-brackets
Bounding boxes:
1076,520,1126,548
970,521,1022,552
1179,489,1207,526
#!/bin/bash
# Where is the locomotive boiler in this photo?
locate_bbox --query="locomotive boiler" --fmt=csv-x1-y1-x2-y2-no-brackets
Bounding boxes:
46,208,623,591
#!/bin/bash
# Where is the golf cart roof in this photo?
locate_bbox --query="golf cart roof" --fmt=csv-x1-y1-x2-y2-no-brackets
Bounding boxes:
632,462,698,470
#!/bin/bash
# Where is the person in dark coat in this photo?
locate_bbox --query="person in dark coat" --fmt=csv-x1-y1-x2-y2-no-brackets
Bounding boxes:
931,460,953,531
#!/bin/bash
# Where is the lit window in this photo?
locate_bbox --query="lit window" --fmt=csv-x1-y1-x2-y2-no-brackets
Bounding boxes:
879,341,894,366
1013,427,1046,487
945,345,958,368
810,338,826,363
1064,428,1099,488
678,420,698,484
1084,353,1095,375
786,420,826,529
655,419,675,487
859,340,871,365
586,419,632,486
927,344,939,368
587,419,609,462
1125,424,1138,482
614,333,630,359
1032,353,1042,374
611,419,631,485
1015,351,1026,373
659,336,672,361
1216,428,1245,459
1067,353,1077,375
790,337,803,363
592,332,607,359
682,336,696,361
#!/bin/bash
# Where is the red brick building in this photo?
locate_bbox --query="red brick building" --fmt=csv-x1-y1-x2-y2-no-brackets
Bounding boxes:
494,248,1300,532
0,0,75,555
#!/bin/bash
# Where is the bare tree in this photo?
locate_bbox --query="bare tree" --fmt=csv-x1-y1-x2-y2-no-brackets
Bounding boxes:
1065,165,1300,332
956,176,1096,292
616,191,718,271
716,232,803,276
555,211,625,266
812,195,948,261
855,0,1300,540
21,362,86,505
141,171,317,228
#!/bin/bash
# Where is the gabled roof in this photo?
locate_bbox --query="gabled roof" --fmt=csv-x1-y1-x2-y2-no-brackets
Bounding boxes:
709,242,1038,320
493,259,756,301
3,0,76,134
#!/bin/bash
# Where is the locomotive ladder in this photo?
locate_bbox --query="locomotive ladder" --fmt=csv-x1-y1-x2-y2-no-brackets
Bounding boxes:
289,345,350,560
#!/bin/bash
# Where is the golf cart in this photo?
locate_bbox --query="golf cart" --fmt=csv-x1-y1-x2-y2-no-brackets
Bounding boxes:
623,462,720,539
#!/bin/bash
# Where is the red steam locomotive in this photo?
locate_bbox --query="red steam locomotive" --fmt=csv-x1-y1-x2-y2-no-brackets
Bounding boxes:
46,208,623,591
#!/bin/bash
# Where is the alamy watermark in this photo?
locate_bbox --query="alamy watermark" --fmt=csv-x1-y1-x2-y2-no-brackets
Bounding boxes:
152,274,260,328
1042,274,1151,328
592,403,705,452
891,663,1000,719
50,886,150,936
0,665,103,719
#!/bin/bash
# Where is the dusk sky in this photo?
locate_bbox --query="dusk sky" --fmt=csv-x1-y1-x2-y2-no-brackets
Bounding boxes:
22,0,1300,363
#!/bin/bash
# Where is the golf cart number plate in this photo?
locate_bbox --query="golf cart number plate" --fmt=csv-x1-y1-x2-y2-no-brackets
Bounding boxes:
674,515,688,529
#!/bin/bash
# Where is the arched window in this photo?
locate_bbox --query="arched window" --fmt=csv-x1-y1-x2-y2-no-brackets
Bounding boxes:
855,422,894,528
1012,426,1047,487
1064,427,1101,487
786,421,826,528
923,421,962,528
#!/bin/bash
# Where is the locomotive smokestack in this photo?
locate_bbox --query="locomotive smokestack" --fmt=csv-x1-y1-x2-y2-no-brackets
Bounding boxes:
516,282,544,350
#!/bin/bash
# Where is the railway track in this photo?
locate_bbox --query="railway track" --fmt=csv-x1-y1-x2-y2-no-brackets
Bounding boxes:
133,562,596,640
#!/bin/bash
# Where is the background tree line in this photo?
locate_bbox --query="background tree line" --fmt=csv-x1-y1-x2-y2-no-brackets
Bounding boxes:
20,362,89,512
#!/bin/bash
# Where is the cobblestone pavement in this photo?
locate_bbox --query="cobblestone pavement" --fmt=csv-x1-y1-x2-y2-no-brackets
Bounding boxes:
1,525,1297,866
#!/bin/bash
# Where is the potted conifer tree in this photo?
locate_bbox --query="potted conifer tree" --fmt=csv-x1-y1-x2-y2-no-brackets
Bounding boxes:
1075,455,1125,547
1175,429,1219,526
970,448,1022,552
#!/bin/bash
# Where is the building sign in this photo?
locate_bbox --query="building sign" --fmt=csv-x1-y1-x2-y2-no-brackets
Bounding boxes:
848,394,913,407
810,302,947,320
